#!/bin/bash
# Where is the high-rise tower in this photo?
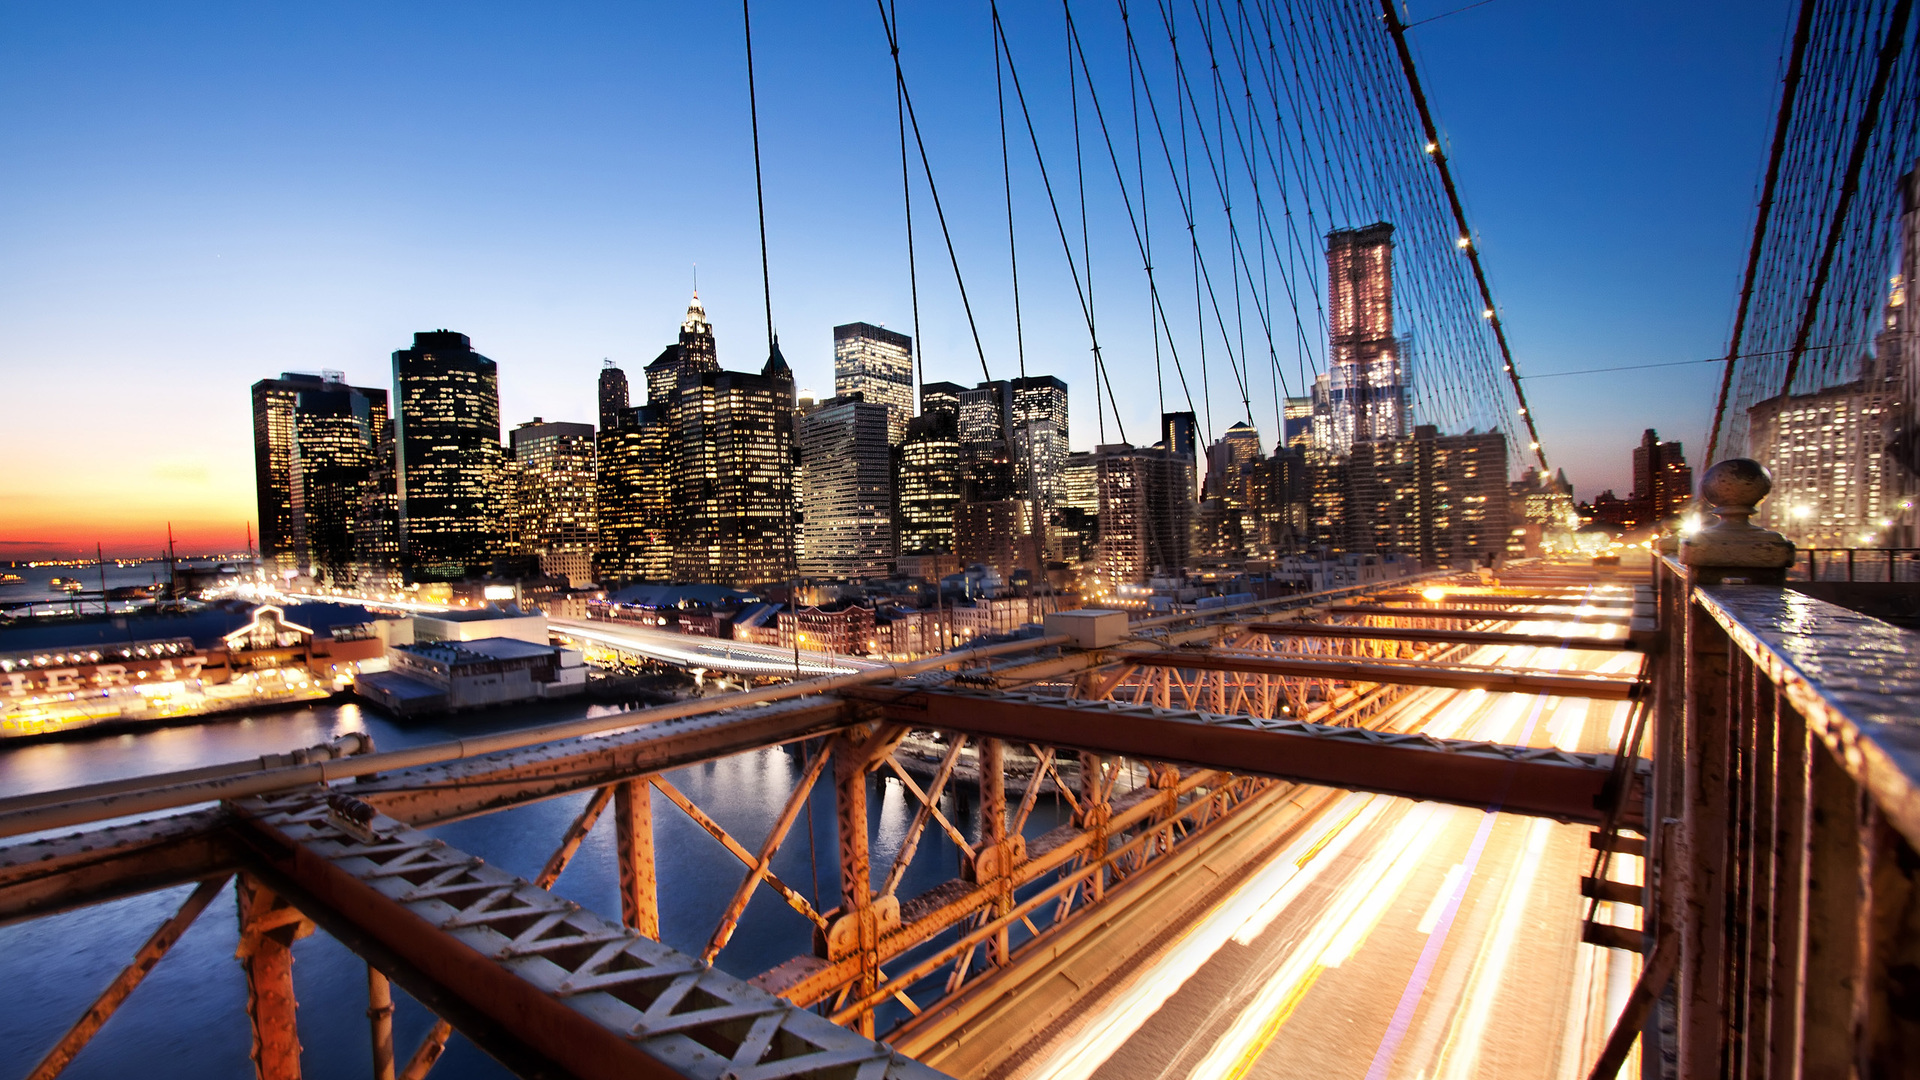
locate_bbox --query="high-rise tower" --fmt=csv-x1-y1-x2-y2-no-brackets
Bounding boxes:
393,330,502,580
798,395,894,580
508,419,598,587
251,371,387,578
834,322,915,445
1316,224,1407,451
598,360,629,434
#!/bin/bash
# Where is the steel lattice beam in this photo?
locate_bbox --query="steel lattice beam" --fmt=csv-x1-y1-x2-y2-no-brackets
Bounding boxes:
1325,604,1634,626
230,792,949,1080
1242,621,1637,652
858,689,1642,828
1125,651,1642,700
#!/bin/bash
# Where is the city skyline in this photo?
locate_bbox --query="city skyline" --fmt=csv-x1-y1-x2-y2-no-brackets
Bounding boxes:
2,1,1793,557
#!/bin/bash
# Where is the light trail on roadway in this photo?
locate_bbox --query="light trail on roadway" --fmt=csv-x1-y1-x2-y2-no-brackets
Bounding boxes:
1019,595,1645,1080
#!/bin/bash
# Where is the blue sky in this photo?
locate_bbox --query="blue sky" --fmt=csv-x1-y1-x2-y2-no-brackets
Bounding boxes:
0,1,1793,556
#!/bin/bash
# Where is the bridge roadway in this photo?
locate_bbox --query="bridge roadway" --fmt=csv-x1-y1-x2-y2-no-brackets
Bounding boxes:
898,609,1646,1078
547,617,882,678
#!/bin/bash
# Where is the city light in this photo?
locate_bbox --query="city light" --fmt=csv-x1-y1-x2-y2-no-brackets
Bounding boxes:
1421,587,1448,602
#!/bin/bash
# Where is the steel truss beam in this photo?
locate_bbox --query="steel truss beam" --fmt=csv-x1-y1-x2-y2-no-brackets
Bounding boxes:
1243,621,1637,652
858,689,1643,828
1326,604,1634,625
230,792,949,1080
0,810,239,925
1365,592,1635,608
1126,651,1642,700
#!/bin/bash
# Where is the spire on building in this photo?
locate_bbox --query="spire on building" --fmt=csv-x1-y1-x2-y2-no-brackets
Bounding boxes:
683,291,709,335
762,333,792,381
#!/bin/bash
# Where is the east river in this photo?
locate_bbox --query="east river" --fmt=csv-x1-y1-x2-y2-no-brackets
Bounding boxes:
0,695,1067,1078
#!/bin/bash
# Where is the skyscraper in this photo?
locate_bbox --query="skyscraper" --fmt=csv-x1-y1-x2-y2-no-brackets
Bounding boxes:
834,322,915,445
291,375,388,584
354,418,402,588
1205,420,1264,504
668,332,795,587
598,360,629,434
251,371,388,578
1316,223,1408,451
921,381,965,426
393,330,502,581
959,381,1012,447
1630,429,1693,525
508,419,598,588
1093,444,1194,591
799,395,894,580
1010,375,1069,506
896,412,962,556
1318,425,1509,565
596,403,671,583
645,294,722,403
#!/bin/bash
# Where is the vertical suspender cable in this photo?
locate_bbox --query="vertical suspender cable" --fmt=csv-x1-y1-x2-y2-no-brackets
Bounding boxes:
744,0,774,357
892,0,926,398
1705,0,1817,464
1773,0,1914,403
1380,0,1549,472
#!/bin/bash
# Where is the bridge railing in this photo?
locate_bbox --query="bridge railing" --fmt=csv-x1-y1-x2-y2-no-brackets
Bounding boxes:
1624,462,1920,1079
1789,547,1920,583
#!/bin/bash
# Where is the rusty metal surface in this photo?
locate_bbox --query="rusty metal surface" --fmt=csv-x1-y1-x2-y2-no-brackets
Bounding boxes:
0,810,240,924
865,688,1641,827
1243,621,1637,651
1696,583,1920,851
229,791,952,1080
1325,604,1634,625
1125,650,1643,700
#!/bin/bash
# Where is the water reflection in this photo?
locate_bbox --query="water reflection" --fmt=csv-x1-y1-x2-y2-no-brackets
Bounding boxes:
0,697,1066,1078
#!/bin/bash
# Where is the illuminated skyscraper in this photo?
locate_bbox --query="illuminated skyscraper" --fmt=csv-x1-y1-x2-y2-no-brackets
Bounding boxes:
1010,375,1069,506
291,375,388,584
393,330,502,581
596,404,671,583
1630,429,1693,525
1318,425,1509,565
668,333,795,586
1205,420,1264,504
251,371,387,578
508,419,598,588
896,412,962,555
799,395,894,580
834,322,914,445
1093,444,1193,591
645,293,721,402
353,419,402,588
1315,224,1407,451
921,381,965,426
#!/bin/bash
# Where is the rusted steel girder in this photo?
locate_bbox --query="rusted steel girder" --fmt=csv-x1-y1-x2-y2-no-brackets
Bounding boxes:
1243,621,1637,652
237,874,311,1080
755,767,1236,1011
24,874,231,1080
366,967,396,1080
862,689,1644,828
704,745,831,961
614,780,659,939
1326,604,1634,626
1127,650,1643,701
0,810,240,925
1367,591,1634,608
228,792,949,1080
